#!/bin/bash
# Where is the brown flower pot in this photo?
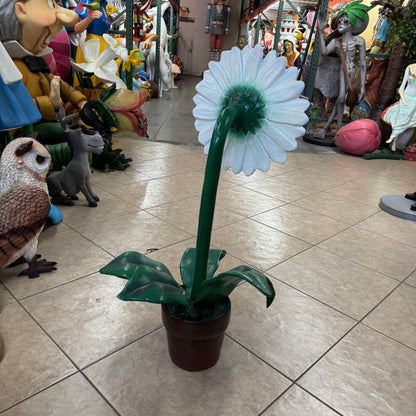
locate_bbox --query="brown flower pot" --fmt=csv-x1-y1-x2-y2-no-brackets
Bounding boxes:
161,297,231,371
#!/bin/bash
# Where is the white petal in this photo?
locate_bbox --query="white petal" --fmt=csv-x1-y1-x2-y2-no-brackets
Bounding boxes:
103,33,117,48
222,135,245,173
254,131,288,164
95,68,126,89
265,81,305,104
220,47,243,84
261,120,304,150
242,44,263,83
195,76,222,105
247,136,270,172
255,54,285,91
82,38,101,61
241,142,257,176
71,61,97,73
95,47,117,67
266,104,309,126
208,61,231,91
193,95,219,120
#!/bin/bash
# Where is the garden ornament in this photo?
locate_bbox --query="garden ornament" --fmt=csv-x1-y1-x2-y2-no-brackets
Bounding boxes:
47,108,104,207
0,0,87,123
100,44,309,370
382,63,416,151
314,1,370,139
0,137,56,278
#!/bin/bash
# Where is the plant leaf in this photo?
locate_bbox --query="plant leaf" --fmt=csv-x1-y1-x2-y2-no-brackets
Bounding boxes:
100,251,178,286
118,279,191,311
179,248,226,291
195,265,276,307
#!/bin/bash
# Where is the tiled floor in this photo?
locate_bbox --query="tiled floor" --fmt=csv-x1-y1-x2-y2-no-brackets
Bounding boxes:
1,76,416,415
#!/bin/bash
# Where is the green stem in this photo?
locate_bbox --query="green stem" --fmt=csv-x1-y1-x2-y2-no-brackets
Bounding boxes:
191,105,241,300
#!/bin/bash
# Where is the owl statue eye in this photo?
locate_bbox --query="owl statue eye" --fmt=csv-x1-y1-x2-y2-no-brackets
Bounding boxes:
36,155,46,164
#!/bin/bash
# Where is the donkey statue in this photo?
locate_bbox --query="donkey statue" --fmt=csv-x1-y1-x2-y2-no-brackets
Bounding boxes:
46,108,104,207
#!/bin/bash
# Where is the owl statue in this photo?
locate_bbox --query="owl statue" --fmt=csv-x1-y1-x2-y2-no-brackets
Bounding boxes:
0,137,56,278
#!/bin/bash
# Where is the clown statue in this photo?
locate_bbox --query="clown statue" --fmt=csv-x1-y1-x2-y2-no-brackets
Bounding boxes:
0,0,87,129
206,0,231,62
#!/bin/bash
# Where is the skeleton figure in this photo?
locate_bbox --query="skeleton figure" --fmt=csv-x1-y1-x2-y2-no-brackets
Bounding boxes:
0,137,56,278
315,1,369,138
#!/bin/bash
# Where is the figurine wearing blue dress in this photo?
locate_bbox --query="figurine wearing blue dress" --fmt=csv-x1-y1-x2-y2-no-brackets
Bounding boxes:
383,63,416,151
0,42,41,131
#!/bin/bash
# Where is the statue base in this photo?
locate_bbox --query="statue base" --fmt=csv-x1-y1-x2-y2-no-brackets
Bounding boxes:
379,195,416,221
303,134,336,147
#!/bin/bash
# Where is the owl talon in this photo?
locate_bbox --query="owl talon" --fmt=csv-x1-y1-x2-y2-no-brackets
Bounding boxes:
18,256,57,279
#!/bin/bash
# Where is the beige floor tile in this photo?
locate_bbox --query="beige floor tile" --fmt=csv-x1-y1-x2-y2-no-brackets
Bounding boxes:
0,229,114,299
132,157,197,179
406,270,416,287
267,247,398,319
84,328,290,416
0,304,75,412
243,177,320,203
74,211,192,256
22,273,162,368
294,192,379,224
2,373,117,416
358,211,416,247
363,284,416,349
326,181,401,208
215,186,285,217
227,282,355,379
263,385,338,416
253,205,349,244
89,169,152,191
108,178,195,209
276,169,352,191
147,196,245,235
0,284,14,307
57,189,139,228
146,238,244,283
211,219,311,271
299,324,416,416
355,171,415,195
318,227,416,281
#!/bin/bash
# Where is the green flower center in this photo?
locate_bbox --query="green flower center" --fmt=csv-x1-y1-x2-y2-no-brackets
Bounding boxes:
220,85,266,137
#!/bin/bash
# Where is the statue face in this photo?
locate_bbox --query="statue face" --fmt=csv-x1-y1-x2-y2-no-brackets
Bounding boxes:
284,40,293,54
15,0,78,55
337,15,353,34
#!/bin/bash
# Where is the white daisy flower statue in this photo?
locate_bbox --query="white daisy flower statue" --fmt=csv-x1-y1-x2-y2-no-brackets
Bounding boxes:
100,44,309,371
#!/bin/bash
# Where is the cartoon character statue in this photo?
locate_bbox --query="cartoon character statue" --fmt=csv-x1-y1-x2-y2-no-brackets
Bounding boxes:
315,1,370,139
382,63,416,151
282,36,301,69
0,42,41,133
206,0,231,62
0,0,87,128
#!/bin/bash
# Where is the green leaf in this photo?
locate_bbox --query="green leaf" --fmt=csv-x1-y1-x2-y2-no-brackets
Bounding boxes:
195,265,276,307
348,13,357,27
118,279,191,311
100,251,177,285
354,9,369,20
180,248,226,291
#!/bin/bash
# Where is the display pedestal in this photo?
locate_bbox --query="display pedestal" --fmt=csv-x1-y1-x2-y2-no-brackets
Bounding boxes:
379,195,416,221
303,134,336,147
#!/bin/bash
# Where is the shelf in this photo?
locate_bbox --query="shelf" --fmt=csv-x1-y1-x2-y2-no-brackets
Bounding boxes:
179,17,195,22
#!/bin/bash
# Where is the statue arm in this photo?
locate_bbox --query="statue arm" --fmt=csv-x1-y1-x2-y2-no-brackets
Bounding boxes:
358,36,367,104
205,4,212,34
225,6,231,35
398,66,410,105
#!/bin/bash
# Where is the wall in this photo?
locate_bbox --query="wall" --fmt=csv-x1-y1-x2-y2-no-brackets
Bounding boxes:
177,0,241,76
